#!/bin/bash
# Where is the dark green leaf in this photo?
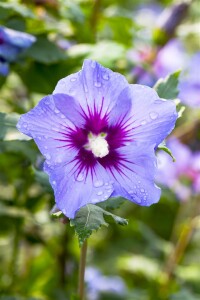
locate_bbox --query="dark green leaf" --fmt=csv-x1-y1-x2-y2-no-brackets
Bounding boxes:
33,168,52,192
154,70,181,100
97,197,125,210
25,36,66,64
70,204,128,246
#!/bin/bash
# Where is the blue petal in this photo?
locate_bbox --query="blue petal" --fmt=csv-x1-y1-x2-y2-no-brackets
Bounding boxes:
44,161,114,218
0,26,36,48
17,94,83,166
128,84,178,147
109,143,161,206
53,59,129,115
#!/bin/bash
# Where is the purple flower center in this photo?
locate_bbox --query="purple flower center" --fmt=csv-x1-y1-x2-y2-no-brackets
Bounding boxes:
56,97,134,178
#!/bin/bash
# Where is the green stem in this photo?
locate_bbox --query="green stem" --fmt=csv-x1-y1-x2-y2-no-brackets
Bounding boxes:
78,240,88,300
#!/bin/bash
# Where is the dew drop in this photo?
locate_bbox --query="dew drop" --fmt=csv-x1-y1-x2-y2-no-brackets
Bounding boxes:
141,120,147,125
137,198,142,203
44,98,50,105
23,122,28,128
76,173,84,182
54,108,60,114
69,88,75,95
70,77,77,82
140,188,145,193
52,181,56,186
94,180,104,187
45,153,51,160
105,185,112,190
44,135,49,139
97,191,103,196
38,136,42,140
102,73,109,80
44,146,48,149
149,112,158,120
94,81,101,88
60,114,66,119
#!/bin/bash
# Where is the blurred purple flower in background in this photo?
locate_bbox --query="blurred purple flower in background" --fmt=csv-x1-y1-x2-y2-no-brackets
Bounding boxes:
17,59,177,218
131,39,200,107
85,267,126,300
0,26,36,76
156,138,200,201
179,52,200,107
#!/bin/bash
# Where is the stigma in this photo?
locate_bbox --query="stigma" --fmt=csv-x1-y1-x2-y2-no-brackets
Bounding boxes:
87,133,109,158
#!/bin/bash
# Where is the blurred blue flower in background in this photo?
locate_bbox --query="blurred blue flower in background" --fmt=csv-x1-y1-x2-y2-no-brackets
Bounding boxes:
85,267,127,300
156,138,200,201
0,26,36,76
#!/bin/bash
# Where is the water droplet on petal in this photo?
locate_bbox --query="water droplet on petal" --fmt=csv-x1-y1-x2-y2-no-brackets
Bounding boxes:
94,81,101,88
149,112,158,120
141,120,147,125
97,191,103,196
44,98,50,105
76,173,84,182
137,198,142,203
44,146,48,149
140,188,145,193
23,122,28,128
70,77,77,82
94,180,104,187
52,180,56,186
105,185,112,190
60,114,65,119
45,153,51,160
69,88,75,95
102,73,109,80
54,108,60,114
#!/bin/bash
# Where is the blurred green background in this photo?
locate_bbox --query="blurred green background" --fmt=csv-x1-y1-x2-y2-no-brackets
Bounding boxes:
0,0,200,299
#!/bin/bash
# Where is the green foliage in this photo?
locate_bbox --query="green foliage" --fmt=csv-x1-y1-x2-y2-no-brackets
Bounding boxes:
0,0,200,299
154,70,181,100
25,36,66,64
70,204,128,246
0,112,29,141
158,141,176,162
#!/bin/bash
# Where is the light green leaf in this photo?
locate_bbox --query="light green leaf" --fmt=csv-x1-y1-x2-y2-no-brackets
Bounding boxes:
0,112,30,141
154,70,181,99
70,204,128,246
158,141,176,162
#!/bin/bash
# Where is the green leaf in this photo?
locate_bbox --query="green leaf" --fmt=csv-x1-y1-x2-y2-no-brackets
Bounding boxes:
158,142,176,162
0,112,30,141
70,204,128,246
154,70,181,99
32,168,52,192
97,197,125,210
25,36,66,64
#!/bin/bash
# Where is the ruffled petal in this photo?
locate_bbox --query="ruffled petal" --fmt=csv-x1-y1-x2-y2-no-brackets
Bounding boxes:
44,161,114,218
17,94,84,166
128,84,178,147
53,59,129,116
108,143,161,206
